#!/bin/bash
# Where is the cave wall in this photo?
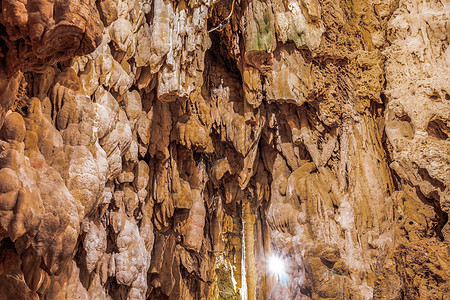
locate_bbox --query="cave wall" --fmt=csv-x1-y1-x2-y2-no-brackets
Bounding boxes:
0,0,448,299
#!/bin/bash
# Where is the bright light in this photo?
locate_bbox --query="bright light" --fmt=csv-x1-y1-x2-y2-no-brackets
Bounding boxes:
268,256,285,277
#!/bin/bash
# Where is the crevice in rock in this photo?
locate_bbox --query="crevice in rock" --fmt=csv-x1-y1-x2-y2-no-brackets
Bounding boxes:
426,118,449,140
415,187,448,241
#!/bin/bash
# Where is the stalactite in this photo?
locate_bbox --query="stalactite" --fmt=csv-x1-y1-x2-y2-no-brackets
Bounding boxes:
0,0,448,299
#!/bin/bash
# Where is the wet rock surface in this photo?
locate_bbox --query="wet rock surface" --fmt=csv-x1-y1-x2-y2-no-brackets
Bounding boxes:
0,0,448,299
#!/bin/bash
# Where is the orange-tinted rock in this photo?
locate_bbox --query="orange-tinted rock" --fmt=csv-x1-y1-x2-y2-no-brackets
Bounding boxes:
0,112,26,142
0,0,448,299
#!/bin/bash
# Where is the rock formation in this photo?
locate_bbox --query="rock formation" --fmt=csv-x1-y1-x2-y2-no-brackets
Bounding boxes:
0,0,448,299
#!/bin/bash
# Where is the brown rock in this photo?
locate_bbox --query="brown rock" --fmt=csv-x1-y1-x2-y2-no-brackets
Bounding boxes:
0,0,447,299
0,112,26,142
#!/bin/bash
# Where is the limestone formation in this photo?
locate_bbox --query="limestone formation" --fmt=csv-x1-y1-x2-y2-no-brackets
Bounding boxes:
0,0,448,299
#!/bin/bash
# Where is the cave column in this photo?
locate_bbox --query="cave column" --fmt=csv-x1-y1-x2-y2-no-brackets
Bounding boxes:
242,197,257,300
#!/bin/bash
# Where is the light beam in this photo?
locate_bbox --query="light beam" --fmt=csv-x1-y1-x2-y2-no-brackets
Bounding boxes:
268,256,285,277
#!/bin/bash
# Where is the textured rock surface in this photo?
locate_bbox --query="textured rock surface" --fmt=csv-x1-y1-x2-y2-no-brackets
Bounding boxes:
0,0,448,299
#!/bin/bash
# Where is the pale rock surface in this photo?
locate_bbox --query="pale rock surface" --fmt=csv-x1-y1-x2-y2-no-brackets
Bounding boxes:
0,0,448,299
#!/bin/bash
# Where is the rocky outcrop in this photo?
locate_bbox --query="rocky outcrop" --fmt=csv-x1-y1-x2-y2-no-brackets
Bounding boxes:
0,0,448,299
0,0,104,128
377,1,450,297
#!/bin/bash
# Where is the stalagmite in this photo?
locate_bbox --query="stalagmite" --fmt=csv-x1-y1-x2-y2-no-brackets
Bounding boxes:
242,200,256,300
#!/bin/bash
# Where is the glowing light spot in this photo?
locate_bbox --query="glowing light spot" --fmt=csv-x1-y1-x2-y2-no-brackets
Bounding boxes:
268,256,285,277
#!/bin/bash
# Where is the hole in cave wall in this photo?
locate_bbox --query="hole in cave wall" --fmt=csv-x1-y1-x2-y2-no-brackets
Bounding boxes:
205,0,242,82
415,187,448,241
203,30,242,97
418,167,445,192
426,118,449,140
0,25,8,66
0,237,17,266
